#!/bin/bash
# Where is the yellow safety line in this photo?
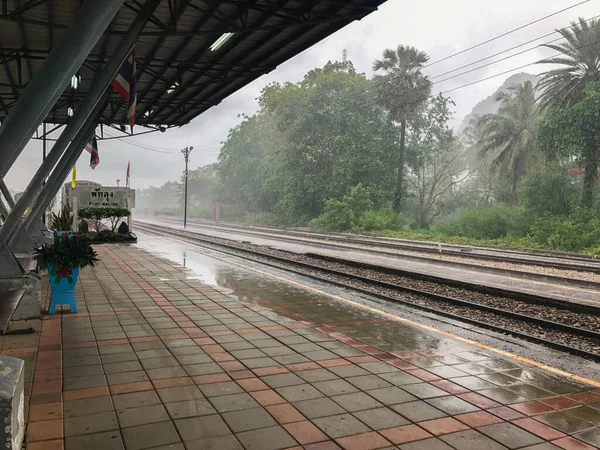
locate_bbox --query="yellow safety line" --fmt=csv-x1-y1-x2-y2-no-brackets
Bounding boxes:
184,244,600,388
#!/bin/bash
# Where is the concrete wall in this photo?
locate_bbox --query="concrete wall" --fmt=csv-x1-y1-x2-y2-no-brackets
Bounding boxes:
0,274,42,320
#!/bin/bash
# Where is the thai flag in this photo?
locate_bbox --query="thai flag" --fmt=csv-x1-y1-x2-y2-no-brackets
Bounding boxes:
84,135,100,169
111,50,137,126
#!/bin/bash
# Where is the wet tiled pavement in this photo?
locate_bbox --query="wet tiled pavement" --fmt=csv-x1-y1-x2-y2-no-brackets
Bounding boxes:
12,244,600,449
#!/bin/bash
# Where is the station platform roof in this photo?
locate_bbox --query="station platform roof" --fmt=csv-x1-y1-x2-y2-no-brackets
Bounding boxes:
0,0,385,130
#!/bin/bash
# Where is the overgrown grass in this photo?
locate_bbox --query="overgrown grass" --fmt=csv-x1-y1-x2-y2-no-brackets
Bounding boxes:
373,228,540,251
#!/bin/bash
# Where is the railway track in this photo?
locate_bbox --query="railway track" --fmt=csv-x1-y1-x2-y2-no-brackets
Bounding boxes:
141,215,600,276
134,220,600,362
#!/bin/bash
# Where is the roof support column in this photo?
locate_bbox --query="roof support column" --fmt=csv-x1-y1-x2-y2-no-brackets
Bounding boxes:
0,0,125,180
0,197,8,222
24,97,108,233
0,0,162,247
0,181,14,208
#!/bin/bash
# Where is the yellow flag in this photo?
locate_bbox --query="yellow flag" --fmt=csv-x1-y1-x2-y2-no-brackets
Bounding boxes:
71,165,76,188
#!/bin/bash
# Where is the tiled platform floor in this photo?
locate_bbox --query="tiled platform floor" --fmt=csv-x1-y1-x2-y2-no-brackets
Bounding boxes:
11,244,600,449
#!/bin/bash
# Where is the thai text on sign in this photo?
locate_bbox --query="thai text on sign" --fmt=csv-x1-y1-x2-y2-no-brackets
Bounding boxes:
75,187,135,208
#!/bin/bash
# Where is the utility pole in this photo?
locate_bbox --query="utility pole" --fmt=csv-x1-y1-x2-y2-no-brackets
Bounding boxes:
181,146,193,228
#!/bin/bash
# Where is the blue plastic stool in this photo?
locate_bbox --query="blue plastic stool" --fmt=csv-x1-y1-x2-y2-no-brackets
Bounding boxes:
47,264,79,314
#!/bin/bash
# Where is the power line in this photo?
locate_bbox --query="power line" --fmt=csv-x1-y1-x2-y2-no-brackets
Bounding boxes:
441,62,540,94
432,39,559,85
102,129,223,151
102,130,223,154
440,37,600,94
430,14,600,82
425,0,591,68
102,130,178,153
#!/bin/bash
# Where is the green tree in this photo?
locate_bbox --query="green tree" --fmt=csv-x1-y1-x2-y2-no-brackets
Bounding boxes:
138,181,181,211
217,61,398,224
518,169,577,217
475,81,539,201
372,46,432,211
217,113,280,215
460,116,497,205
179,163,218,207
536,82,600,206
78,206,130,232
405,94,466,228
536,18,600,205
537,17,600,110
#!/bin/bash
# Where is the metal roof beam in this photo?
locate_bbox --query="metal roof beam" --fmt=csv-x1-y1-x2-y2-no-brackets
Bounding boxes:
174,1,351,124
143,0,287,123
0,0,125,180
38,123,63,138
124,0,169,31
150,0,296,123
134,1,220,108
187,1,239,29
13,0,34,82
0,15,67,28
47,0,53,49
0,47,19,96
1,48,276,72
8,0,50,18
0,0,385,127
135,0,192,79
123,12,370,36
0,93,8,115
107,0,193,124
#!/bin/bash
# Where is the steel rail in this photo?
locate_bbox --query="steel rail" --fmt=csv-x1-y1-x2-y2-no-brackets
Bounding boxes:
141,216,600,288
147,214,600,265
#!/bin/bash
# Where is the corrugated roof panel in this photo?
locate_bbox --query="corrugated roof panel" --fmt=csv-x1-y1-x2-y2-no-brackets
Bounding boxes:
0,0,386,127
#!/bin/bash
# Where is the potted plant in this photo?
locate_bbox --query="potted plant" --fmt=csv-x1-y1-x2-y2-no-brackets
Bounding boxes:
33,234,98,314
51,203,73,236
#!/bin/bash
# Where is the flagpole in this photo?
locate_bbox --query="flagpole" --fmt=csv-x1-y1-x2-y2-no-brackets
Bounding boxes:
126,161,131,231
71,164,77,232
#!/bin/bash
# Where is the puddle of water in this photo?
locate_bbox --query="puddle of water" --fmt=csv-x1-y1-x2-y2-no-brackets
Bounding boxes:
135,231,299,305
134,231,470,354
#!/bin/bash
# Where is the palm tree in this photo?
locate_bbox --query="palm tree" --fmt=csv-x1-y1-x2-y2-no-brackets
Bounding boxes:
537,17,600,110
537,17,600,206
477,81,539,202
373,46,432,211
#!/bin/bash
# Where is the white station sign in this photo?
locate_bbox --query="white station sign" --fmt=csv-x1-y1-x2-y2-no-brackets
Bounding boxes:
75,187,135,208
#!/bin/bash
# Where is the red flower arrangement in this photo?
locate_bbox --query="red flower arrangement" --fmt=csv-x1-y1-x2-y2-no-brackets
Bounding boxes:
56,265,73,278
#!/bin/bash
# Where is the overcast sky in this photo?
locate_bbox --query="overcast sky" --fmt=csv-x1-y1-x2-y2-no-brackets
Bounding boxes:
5,0,598,193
